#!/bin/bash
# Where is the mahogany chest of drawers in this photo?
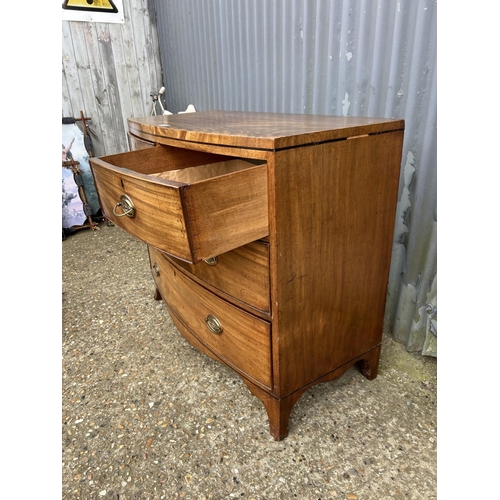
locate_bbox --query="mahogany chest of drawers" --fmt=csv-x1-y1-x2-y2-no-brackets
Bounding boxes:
90,111,404,440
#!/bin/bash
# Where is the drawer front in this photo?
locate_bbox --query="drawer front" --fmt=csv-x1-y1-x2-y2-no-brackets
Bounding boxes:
149,246,272,388
91,156,192,260
90,146,268,263
169,240,270,313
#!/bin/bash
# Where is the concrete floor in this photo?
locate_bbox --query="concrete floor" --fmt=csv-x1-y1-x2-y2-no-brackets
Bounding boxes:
62,223,437,500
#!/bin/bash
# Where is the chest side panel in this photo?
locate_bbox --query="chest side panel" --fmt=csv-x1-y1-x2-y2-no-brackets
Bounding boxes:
272,131,404,396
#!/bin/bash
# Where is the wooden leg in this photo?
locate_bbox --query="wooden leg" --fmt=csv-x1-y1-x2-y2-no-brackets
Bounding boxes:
242,379,306,441
153,288,162,301
356,344,381,380
243,345,382,440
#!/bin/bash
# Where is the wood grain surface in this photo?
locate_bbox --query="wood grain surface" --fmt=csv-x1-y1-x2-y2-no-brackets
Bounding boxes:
90,148,269,263
128,110,404,150
270,130,404,396
167,240,271,313
183,163,268,261
149,246,272,389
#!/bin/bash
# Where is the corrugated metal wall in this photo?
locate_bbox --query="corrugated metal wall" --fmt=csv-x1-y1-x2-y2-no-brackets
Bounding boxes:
62,0,163,157
153,0,437,356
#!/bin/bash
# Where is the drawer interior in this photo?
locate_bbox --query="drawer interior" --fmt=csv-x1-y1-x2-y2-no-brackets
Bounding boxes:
99,144,264,179
90,145,269,263
151,159,258,184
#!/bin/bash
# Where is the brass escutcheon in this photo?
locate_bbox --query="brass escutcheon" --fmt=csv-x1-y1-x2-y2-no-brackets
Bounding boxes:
205,314,223,334
152,262,160,276
113,194,135,218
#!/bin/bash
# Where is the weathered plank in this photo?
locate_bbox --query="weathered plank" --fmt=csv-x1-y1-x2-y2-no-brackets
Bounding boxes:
61,0,163,156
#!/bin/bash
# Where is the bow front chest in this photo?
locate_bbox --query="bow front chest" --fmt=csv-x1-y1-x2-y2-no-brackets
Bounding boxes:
90,111,404,440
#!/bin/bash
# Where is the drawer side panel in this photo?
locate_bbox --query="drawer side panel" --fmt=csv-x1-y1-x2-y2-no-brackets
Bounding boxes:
184,164,269,262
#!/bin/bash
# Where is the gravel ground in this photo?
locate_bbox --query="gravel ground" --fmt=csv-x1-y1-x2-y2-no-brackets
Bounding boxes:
62,223,437,500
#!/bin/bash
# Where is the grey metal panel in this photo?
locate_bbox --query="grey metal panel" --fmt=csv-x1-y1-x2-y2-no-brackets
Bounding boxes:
62,0,163,156
154,0,437,356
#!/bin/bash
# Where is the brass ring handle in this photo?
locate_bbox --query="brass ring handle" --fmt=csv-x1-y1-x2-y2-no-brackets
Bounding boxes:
113,194,136,218
205,314,223,334
152,262,160,276
204,257,218,266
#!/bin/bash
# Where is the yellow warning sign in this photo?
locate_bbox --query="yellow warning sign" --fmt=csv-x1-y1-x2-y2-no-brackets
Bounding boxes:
62,0,118,13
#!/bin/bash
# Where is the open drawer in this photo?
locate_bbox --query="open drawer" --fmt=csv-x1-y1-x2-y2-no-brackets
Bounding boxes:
90,145,268,263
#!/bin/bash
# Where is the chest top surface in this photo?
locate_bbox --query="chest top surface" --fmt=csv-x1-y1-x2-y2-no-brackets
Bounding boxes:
128,110,404,151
